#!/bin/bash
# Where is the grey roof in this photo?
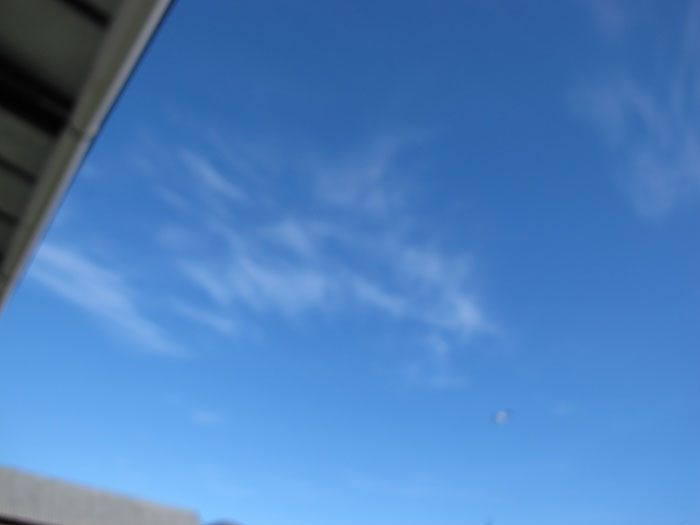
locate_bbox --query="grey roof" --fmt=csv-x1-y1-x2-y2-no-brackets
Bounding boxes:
0,0,171,309
0,465,199,525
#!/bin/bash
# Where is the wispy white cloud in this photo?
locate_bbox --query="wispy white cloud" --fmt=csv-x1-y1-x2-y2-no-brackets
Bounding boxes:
191,409,227,426
157,225,198,251
171,300,236,336
31,244,183,356
426,293,487,338
141,129,493,383
350,277,407,318
313,135,409,214
180,149,248,204
175,217,488,347
178,260,233,306
208,129,285,182
580,0,638,38
491,409,511,425
382,242,488,340
574,0,700,218
402,334,468,390
552,402,574,417
167,396,229,427
174,224,334,315
155,186,192,214
228,254,332,314
263,218,318,259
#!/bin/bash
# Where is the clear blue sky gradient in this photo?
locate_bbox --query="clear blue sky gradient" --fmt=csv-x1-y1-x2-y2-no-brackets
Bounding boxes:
1,1,699,524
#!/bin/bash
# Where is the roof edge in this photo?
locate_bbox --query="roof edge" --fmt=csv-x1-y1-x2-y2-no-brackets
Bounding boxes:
0,0,173,311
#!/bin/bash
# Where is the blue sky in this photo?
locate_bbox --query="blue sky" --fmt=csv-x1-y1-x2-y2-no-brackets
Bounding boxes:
1,1,699,524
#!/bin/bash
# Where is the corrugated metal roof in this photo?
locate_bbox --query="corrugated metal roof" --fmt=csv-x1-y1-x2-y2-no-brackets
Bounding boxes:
0,466,199,525
0,0,171,309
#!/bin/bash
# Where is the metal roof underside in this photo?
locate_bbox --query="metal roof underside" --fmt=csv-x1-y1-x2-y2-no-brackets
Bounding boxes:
0,0,170,309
